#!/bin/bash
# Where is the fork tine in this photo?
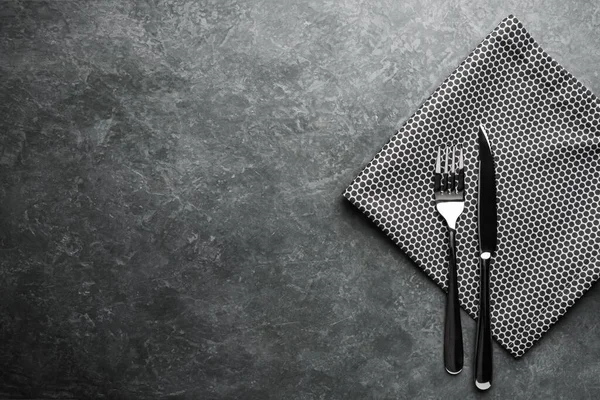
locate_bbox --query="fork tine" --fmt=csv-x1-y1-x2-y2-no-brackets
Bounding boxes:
451,146,456,174
450,146,456,192
457,145,465,193
442,147,449,191
444,147,449,174
434,147,442,192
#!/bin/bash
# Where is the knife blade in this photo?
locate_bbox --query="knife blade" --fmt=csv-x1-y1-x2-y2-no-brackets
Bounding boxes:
474,124,497,391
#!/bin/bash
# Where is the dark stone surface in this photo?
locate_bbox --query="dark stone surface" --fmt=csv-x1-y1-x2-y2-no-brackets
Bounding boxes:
1,1,600,398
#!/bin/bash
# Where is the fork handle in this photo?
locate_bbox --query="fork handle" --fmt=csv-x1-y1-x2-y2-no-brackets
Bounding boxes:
474,257,492,390
444,229,463,375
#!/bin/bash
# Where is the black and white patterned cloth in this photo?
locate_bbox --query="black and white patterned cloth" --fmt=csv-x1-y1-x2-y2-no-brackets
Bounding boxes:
343,15,600,358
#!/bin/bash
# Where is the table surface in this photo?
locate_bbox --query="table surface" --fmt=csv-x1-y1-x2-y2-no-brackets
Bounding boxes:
2,1,600,398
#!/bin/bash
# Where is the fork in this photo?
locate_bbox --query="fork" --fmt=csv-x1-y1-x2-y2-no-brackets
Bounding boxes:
434,145,465,375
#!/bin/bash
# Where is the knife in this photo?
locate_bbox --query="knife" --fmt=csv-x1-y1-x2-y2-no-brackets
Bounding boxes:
474,124,497,391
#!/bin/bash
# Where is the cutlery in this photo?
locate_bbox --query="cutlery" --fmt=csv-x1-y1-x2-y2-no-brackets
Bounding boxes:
434,145,465,375
474,124,497,390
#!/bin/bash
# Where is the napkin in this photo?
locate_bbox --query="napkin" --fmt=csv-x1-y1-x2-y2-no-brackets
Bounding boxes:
343,15,600,358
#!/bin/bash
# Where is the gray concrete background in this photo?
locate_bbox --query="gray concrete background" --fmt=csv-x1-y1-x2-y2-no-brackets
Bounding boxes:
1,0,600,399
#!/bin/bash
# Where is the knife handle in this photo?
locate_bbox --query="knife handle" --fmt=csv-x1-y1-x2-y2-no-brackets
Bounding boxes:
444,229,463,375
474,256,492,390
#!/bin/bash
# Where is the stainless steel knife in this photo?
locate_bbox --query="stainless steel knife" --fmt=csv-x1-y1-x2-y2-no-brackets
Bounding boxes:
474,125,497,391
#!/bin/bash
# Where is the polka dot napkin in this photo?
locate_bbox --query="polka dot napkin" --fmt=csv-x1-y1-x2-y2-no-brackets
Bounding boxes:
343,15,600,358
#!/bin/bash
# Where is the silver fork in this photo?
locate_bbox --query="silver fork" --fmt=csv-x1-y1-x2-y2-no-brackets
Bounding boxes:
434,145,465,375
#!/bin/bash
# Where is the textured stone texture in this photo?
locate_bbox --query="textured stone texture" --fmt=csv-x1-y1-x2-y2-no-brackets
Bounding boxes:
1,0,600,398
